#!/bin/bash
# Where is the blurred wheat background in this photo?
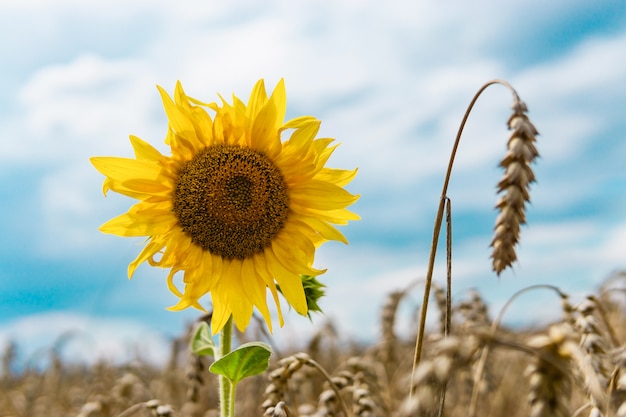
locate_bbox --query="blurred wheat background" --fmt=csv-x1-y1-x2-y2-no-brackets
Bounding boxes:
1,271,625,417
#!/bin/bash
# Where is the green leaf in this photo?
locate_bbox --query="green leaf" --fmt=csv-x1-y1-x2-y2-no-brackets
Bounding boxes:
191,322,215,357
209,342,272,385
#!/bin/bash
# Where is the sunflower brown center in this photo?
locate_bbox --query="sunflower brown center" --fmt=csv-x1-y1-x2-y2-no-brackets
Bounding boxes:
173,144,289,259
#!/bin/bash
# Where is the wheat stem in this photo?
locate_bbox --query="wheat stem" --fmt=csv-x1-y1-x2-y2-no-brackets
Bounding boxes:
411,79,522,398
445,197,453,337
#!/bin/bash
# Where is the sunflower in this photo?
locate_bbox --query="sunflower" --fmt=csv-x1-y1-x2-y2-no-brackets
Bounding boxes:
91,79,359,334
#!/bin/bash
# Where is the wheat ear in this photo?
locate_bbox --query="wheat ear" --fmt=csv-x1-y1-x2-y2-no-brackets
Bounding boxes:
574,299,610,415
492,97,539,274
526,324,579,417
402,335,479,417
263,353,350,417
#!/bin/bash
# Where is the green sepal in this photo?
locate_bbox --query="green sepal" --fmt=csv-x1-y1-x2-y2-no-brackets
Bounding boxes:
209,342,272,385
301,274,326,318
190,321,215,357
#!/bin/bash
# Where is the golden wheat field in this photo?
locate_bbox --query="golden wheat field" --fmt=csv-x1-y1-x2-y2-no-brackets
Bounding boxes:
1,271,625,417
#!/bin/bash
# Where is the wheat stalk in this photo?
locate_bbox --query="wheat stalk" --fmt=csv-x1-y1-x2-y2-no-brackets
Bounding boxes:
412,80,539,393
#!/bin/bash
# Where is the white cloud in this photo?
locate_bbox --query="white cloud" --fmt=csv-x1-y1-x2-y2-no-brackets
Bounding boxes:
594,223,626,267
514,31,626,163
37,162,108,257
10,55,159,161
0,312,172,367
517,32,626,100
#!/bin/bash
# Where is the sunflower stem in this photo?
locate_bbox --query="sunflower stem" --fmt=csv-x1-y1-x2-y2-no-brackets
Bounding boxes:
218,316,234,417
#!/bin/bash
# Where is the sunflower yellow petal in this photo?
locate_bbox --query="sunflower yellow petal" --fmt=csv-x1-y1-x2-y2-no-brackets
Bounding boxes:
102,179,172,200
166,249,210,312
315,167,358,187
254,254,284,327
241,258,273,332
175,84,215,148
158,85,199,160
189,106,214,147
155,230,192,267
268,79,286,126
265,247,308,316
121,179,172,196
282,117,320,150
166,268,184,297
251,102,278,153
246,79,269,120
290,180,360,210
274,119,321,171
250,81,285,156
181,243,205,280
272,232,325,277
129,135,166,162
158,83,195,138
290,205,361,225
224,260,254,332
281,115,319,131
180,251,214,302
128,236,167,278
91,156,162,183
268,285,284,327
313,142,339,171
210,281,232,335
295,215,348,244
168,297,205,312
99,209,176,237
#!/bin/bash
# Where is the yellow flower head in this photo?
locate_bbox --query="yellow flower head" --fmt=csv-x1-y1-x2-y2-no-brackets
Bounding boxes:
91,79,359,334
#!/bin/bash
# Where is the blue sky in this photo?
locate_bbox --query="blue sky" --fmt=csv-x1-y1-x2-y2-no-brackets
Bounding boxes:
1,0,625,365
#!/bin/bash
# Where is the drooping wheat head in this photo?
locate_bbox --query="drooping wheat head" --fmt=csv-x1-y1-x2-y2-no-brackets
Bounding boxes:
491,97,539,275
265,401,293,417
345,357,388,417
377,289,406,372
433,284,448,335
263,353,309,415
400,335,480,417
180,352,210,417
574,299,610,414
525,324,579,417
611,349,626,417
560,292,577,326
456,289,491,331
315,369,353,417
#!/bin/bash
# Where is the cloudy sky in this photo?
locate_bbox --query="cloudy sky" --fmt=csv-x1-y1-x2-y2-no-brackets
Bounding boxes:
1,0,625,365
